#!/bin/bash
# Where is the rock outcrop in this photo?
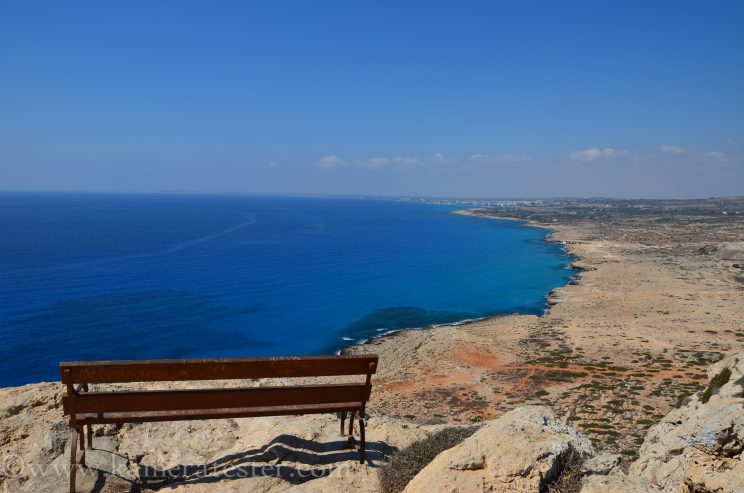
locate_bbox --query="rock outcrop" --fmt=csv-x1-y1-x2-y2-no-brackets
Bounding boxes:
582,352,744,493
1,353,743,492
0,382,434,493
402,406,594,493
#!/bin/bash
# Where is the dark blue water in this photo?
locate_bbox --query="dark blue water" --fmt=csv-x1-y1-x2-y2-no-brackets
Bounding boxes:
0,193,572,387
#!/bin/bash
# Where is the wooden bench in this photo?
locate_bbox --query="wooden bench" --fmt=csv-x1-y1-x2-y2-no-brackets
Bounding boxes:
60,354,378,493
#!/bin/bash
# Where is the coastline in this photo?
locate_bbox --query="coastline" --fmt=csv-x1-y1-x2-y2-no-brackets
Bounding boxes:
341,209,578,351
451,208,555,230
1,198,742,492
346,205,744,457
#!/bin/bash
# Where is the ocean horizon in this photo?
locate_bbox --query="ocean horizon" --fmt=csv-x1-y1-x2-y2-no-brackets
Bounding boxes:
0,192,573,387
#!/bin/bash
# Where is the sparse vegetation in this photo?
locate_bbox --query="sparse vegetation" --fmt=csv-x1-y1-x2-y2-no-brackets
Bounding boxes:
545,450,584,493
379,426,479,493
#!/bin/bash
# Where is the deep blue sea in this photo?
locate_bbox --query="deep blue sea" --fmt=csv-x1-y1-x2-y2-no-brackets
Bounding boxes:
0,193,573,387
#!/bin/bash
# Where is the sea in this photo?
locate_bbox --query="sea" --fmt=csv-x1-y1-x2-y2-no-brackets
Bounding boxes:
0,192,573,387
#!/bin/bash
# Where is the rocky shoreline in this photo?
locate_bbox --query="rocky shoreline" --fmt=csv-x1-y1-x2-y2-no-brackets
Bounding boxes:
343,209,580,353
345,200,743,456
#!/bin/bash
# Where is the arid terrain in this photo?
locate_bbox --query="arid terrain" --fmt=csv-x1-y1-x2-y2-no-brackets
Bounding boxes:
350,197,744,460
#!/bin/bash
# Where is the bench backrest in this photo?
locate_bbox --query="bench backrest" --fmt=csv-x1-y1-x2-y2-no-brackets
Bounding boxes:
60,355,378,418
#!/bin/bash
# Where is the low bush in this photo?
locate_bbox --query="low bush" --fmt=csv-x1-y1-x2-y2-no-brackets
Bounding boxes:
546,449,584,493
379,426,478,493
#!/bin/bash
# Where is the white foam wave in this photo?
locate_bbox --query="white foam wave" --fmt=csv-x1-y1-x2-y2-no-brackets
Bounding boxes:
430,317,485,328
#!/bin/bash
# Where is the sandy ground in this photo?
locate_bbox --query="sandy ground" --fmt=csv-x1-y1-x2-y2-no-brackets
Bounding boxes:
348,202,744,459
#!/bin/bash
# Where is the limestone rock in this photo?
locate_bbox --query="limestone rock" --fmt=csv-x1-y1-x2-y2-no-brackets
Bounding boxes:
3,353,742,493
0,382,431,493
402,406,594,493
628,352,744,492
581,453,621,476
581,352,744,493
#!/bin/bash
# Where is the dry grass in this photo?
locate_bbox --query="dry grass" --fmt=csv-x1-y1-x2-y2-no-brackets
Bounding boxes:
546,450,584,493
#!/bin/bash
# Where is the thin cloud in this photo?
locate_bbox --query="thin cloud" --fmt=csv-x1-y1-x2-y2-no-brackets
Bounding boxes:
704,151,727,160
315,155,346,169
470,153,533,164
392,156,421,165
659,144,688,154
365,157,391,167
568,148,621,161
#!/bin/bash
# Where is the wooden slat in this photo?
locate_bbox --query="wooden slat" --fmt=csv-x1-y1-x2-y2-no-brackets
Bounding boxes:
72,384,371,414
74,402,363,425
60,355,378,384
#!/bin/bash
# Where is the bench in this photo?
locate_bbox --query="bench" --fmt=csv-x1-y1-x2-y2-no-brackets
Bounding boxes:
60,354,378,493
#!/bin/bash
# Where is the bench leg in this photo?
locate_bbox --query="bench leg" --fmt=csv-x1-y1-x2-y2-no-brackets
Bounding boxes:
87,424,93,448
339,411,346,436
358,413,366,464
347,411,355,448
69,428,78,493
78,427,86,466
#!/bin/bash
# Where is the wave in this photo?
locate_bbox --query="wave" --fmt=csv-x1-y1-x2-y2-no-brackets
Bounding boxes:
430,316,486,328
162,214,257,253
21,213,259,275
337,315,492,352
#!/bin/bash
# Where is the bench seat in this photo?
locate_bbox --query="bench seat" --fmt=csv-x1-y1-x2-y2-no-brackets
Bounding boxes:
73,401,365,424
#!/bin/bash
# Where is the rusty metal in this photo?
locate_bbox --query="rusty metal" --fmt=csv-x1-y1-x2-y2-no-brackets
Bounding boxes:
60,354,378,492
59,354,379,383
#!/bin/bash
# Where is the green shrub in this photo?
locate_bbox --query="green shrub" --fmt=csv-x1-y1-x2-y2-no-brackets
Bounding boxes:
379,426,478,493
701,367,731,403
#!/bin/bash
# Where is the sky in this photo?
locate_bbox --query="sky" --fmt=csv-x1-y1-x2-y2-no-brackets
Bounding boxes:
1,1,743,198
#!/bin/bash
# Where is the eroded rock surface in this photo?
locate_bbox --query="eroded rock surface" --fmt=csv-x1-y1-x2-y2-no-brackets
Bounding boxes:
0,382,433,493
582,352,744,493
402,406,594,493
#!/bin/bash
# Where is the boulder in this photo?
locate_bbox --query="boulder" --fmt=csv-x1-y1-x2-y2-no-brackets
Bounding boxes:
403,406,594,493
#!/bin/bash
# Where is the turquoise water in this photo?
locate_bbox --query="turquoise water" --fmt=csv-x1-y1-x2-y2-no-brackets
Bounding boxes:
0,193,573,387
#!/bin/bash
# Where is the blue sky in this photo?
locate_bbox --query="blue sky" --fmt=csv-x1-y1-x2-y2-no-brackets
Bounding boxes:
1,1,742,198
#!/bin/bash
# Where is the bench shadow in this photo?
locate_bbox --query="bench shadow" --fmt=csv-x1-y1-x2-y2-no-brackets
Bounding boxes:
135,434,397,489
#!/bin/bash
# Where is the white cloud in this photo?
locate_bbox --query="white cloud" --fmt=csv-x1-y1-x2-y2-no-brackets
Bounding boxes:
315,155,346,169
659,144,688,154
704,151,727,160
568,148,621,161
